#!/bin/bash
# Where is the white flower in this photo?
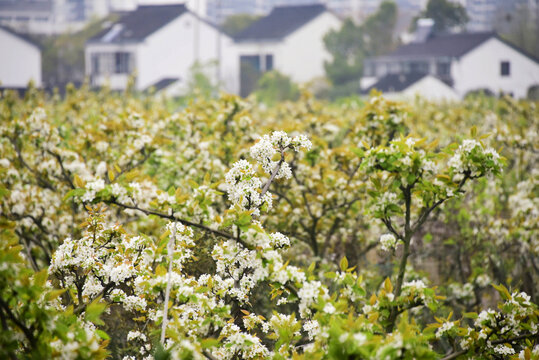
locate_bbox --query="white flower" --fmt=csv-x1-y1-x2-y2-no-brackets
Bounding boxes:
323,303,336,314
380,233,398,252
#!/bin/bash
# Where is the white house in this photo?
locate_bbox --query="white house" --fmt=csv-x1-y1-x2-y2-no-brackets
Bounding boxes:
232,4,342,96
85,4,238,94
364,31,539,99
0,25,41,88
364,73,459,102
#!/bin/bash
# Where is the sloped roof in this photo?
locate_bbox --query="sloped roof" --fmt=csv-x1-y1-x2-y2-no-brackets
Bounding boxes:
147,77,180,92
387,32,494,58
89,4,188,43
234,4,327,42
0,25,40,49
365,72,429,93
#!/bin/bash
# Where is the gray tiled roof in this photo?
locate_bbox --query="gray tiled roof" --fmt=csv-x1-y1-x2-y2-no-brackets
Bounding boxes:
387,32,494,58
89,4,188,43
365,72,429,93
234,4,326,42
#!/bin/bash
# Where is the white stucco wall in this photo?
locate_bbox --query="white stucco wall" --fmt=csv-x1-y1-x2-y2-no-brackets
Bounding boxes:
403,76,459,101
232,11,341,89
0,28,41,87
138,12,237,93
279,12,341,83
452,37,539,98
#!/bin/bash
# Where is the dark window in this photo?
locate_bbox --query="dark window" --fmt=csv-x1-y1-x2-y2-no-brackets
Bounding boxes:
115,52,131,74
240,55,262,97
436,62,450,76
265,55,273,71
91,54,100,74
409,61,429,74
500,61,510,76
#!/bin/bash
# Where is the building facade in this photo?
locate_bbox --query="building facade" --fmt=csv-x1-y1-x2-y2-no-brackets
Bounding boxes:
232,4,341,96
85,4,238,94
364,31,539,98
0,25,41,87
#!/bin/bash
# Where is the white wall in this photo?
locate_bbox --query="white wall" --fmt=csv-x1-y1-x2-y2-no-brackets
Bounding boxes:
403,75,459,101
138,12,237,93
278,11,341,83
452,37,539,98
231,11,341,94
0,29,41,87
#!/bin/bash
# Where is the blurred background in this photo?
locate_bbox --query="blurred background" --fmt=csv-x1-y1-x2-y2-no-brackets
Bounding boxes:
0,0,538,101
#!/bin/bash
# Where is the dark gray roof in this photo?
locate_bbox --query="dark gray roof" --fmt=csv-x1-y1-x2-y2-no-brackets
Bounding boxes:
0,0,52,12
234,4,327,41
387,32,494,58
147,77,180,92
365,72,429,93
89,4,188,43
0,25,40,48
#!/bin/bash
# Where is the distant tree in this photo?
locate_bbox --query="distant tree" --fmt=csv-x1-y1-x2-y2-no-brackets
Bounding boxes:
362,1,398,56
323,1,397,98
412,0,468,33
495,2,539,59
323,19,365,87
37,16,117,88
221,14,261,36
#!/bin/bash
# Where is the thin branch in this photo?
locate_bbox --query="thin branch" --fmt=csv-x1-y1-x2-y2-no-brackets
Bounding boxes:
47,150,75,189
0,296,36,345
110,200,251,249
260,149,285,198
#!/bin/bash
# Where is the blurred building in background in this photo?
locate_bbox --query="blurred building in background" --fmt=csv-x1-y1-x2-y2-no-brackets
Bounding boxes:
0,0,136,34
0,25,41,87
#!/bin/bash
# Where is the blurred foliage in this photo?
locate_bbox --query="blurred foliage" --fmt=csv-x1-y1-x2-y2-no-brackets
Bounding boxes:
324,1,397,99
411,0,468,33
254,70,300,105
221,13,261,36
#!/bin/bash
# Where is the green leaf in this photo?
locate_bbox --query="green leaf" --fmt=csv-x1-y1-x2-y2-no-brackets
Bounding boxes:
63,188,85,201
85,298,107,325
201,338,220,349
340,256,348,272
96,329,110,340
325,272,337,279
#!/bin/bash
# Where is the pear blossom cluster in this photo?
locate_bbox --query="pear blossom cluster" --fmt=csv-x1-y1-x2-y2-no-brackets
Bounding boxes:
225,131,311,216
448,139,502,181
380,233,399,252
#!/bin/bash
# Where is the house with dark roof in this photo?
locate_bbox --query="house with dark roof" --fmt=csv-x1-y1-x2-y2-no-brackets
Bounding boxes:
363,27,539,99
85,4,238,94
0,25,41,88
363,73,458,101
232,4,341,97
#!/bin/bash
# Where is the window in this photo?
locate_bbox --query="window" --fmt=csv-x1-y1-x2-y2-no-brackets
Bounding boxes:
90,52,133,75
409,61,429,74
265,55,273,71
91,54,100,74
436,62,450,76
115,52,131,74
500,61,510,76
